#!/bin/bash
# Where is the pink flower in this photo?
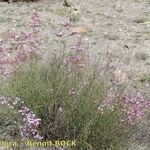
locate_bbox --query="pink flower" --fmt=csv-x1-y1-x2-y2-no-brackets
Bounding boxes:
121,91,150,125
65,56,80,64
19,106,43,140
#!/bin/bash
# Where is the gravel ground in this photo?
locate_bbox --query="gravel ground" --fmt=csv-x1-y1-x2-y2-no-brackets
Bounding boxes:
0,0,150,149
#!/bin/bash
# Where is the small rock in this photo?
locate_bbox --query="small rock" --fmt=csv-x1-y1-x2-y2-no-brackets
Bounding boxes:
72,27,87,34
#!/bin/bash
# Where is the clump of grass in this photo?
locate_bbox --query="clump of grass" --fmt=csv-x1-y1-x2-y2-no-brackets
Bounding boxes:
5,39,143,150
7,52,125,150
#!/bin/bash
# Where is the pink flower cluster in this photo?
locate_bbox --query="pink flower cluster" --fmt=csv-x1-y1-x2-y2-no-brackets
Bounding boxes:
0,11,41,76
65,55,80,64
65,55,86,69
66,37,87,69
27,11,41,33
19,106,43,140
56,22,88,70
0,96,42,140
121,92,150,125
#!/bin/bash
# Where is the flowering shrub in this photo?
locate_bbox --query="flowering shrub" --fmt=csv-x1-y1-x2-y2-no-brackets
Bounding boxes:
0,12,149,150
